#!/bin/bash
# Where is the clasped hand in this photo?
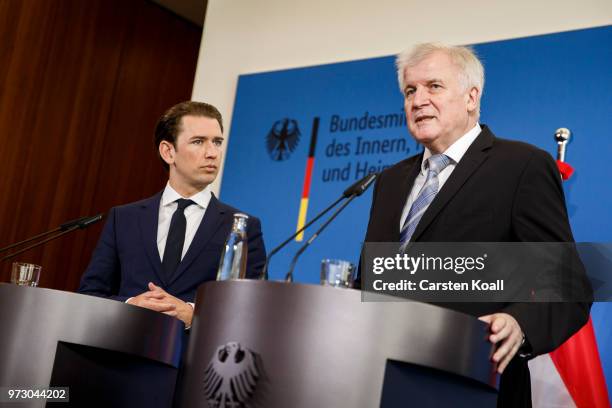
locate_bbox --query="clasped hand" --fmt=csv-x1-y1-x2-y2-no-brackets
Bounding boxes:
127,282,193,327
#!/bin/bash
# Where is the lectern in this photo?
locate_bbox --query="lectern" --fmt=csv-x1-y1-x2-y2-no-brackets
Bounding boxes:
178,280,498,407
0,284,184,407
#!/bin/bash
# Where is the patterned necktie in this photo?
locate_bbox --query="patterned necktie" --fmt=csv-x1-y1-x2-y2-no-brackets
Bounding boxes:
162,198,196,280
400,154,451,247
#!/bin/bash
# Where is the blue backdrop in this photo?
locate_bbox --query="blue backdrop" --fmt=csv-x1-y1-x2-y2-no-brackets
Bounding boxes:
222,26,612,396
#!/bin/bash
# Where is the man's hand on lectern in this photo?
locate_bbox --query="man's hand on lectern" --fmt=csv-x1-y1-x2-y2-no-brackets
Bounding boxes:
478,313,524,374
127,287,177,315
145,282,193,327
126,282,193,327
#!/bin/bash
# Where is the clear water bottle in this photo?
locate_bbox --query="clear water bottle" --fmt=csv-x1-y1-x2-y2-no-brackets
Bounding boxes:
216,213,249,280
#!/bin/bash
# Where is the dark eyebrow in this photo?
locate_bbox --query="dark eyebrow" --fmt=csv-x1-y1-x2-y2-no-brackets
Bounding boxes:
189,135,224,140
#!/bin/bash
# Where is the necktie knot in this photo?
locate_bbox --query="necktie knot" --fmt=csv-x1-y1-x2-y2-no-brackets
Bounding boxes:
176,199,195,212
427,154,451,177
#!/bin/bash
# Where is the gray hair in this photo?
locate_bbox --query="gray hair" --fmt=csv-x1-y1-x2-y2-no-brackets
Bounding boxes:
396,43,485,114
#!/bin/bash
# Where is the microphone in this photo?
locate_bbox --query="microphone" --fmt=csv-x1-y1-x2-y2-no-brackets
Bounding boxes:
261,172,379,280
342,172,377,197
554,128,571,162
284,173,378,282
1,215,96,254
78,214,103,229
60,216,91,231
1,214,104,261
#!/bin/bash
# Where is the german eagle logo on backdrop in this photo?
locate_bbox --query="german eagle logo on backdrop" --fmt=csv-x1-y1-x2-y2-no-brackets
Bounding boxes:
266,118,301,161
203,342,261,408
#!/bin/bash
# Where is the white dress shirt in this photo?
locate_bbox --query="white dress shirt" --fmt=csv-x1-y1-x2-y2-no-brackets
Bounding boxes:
400,123,482,229
157,183,212,261
126,183,211,313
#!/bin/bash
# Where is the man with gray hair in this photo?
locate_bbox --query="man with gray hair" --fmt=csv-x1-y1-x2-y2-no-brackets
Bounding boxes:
361,43,590,406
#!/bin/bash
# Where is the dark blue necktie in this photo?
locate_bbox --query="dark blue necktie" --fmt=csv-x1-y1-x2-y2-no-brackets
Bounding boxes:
162,199,195,280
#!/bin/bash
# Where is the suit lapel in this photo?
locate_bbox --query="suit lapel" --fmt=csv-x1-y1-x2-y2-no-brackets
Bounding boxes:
411,127,494,241
167,194,226,286
139,192,165,284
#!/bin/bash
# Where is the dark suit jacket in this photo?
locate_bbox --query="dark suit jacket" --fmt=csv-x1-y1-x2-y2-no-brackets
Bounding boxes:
362,125,591,407
79,191,266,303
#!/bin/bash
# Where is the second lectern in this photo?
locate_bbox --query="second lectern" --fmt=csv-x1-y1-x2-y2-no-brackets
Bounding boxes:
177,280,497,407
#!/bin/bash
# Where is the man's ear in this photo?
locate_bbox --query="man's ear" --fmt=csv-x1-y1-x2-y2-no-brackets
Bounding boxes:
466,86,480,113
159,141,176,166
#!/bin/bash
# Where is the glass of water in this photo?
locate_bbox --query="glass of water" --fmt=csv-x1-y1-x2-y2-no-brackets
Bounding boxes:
11,262,42,287
320,259,355,288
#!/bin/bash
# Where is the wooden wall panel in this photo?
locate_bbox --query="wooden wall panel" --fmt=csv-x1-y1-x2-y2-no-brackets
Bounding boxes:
0,0,202,291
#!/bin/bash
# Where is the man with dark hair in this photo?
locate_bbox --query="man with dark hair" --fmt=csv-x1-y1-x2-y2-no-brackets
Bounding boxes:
154,101,225,171
79,101,266,328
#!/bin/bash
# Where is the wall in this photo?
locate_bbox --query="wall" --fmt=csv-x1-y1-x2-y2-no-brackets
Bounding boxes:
191,0,612,195
0,0,202,290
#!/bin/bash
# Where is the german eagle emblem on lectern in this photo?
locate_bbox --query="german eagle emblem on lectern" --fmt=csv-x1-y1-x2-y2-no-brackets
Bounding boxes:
203,342,261,408
266,118,301,161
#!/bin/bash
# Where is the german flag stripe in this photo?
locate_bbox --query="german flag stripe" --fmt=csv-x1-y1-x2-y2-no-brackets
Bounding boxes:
295,198,309,242
295,117,319,241
301,158,314,198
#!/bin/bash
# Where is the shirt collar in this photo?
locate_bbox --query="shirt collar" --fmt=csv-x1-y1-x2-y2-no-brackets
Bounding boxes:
161,182,212,209
420,123,482,174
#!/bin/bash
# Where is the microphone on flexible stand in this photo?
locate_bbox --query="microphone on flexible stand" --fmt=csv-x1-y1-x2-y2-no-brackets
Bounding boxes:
260,197,343,280
1,214,104,262
284,172,377,282
261,173,378,280
0,216,90,255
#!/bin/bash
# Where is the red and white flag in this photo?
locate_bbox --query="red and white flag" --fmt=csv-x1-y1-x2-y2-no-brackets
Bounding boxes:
529,160,610,408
